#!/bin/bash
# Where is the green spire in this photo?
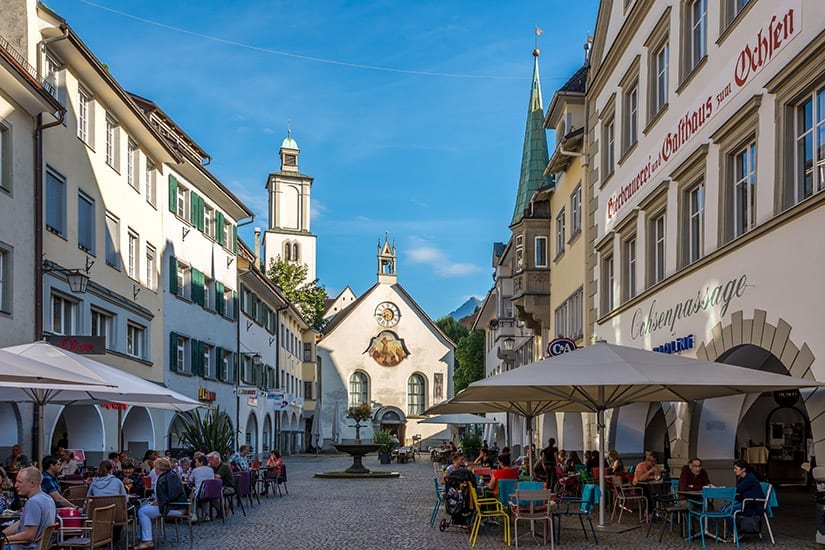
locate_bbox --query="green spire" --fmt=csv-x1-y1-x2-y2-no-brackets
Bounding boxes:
511,50,551,226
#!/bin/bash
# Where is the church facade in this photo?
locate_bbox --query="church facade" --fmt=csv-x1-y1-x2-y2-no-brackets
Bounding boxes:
316,239,455,449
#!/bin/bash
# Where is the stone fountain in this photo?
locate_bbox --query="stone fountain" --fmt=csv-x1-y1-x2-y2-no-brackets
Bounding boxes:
315,407,399,478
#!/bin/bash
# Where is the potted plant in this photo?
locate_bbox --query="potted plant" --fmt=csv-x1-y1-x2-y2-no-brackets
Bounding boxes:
372,429,396,464
461,431,482,462
346,403,373,443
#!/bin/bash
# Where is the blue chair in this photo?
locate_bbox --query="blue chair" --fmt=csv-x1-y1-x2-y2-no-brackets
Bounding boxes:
553,482,599,544
429,476,445,527
670,478,679,496
687,486,738,550
497,478,518,508
516,481,545,491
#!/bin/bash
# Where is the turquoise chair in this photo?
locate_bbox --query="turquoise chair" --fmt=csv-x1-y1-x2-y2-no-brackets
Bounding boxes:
687,486,738,550
497,478,518,508
516,481,545,491
553,483,600,544
429,477,445,527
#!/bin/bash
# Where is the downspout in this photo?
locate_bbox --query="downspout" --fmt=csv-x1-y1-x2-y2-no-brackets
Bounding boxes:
274,304,288,451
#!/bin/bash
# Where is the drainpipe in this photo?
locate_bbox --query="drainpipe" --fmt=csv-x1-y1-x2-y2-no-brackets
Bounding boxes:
274,304,288,452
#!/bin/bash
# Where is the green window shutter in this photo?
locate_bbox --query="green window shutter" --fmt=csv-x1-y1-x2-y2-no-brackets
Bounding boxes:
191,339,201,377
233,291,238,319
233,352,239,383
169,332,178,372
190,191,200,227
215,346,224,381
215,281,224,316
232,225,238,254
216,212,225,245
169,256,178,295
191,269,204,306
168,175,177,214
196,196,205,232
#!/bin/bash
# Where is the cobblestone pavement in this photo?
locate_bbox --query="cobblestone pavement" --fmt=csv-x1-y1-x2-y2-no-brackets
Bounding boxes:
160,453,818,549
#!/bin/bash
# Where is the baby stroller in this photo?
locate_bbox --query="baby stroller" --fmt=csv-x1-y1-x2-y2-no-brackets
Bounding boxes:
438,468,477,531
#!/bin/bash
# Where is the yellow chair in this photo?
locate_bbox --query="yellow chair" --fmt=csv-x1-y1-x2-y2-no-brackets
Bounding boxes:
468,485,511,547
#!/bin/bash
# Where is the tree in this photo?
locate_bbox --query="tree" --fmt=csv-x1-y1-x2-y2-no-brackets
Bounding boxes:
454,330,484,393
266,257,328,330
436,316,470,346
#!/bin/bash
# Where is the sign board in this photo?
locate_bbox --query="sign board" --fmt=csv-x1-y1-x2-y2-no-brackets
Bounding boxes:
547,337,577,357
46,335,106,355
236,388,257,396
267,391,289,411
198,388,216,402
247,397,258,407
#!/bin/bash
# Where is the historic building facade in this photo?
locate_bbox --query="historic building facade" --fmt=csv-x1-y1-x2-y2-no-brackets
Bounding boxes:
587,0,825,481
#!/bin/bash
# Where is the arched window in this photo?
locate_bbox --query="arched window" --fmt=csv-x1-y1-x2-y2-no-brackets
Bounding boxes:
407,373,426,416
349,371,368,406
292,243,300,262
283,242,291,261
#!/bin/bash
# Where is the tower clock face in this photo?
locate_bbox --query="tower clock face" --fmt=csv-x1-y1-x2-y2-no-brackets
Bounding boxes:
374,302,400,327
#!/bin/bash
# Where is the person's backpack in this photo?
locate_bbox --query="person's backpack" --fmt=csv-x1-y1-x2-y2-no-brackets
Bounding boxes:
737,514,762,534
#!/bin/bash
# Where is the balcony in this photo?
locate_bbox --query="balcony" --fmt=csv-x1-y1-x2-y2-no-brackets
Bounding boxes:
511,269,550,332
0,34,57,99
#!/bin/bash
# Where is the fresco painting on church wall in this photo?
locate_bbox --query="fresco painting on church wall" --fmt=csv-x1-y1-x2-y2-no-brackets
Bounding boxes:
365,331,410,367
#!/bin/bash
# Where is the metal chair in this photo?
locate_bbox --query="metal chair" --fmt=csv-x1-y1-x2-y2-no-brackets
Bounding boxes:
197,479,224,523
157,493,194,548
552,482,599,545
235,470,253,511
509,488,555,549
687,485,738,550
274,463,288,496
429,476,445,527
63,484,88,507
467,485,511,547
58,503,115,550
732,481,775,544
229,473,246,517
646,492,688,542
611,476,647,524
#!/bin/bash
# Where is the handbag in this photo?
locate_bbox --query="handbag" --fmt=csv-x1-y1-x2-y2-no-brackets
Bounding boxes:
736,514,762,534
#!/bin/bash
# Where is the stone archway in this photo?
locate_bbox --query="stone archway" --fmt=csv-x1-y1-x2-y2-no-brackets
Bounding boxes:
560,412,584,453
677,309,818,463
121,407,155,460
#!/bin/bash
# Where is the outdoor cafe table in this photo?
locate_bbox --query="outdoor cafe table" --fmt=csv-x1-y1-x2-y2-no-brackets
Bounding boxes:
635,479,667,516
678,488,729,542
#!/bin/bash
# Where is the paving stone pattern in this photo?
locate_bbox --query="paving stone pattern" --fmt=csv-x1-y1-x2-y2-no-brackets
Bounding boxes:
160,453,817,549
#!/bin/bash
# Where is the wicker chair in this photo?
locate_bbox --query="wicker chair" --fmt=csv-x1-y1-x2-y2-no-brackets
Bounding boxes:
85,495,133,549
58,503,115,550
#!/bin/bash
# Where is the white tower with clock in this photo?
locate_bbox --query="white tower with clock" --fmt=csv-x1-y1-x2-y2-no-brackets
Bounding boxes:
262,129,317,280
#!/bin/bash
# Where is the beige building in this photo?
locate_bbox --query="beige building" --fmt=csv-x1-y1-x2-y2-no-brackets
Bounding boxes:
587,0,825,482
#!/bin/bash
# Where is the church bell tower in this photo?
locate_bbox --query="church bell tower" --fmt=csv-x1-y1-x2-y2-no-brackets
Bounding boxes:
377,234,397,285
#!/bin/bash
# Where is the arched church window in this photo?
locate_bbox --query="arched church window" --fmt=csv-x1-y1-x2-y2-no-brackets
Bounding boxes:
407,373,426,416
284,242,291,261
293,243,300,262
349,371,369,406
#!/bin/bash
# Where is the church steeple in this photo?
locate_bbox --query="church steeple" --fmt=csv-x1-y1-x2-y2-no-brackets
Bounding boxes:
377,233,397,285
511,48,551,226
279,126,300,173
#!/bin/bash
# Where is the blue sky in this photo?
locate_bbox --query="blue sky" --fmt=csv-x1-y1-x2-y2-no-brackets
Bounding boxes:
48,0,599,319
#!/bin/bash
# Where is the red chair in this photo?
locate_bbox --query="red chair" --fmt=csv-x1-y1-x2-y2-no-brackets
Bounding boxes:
555,466,581,497
142,475,153,494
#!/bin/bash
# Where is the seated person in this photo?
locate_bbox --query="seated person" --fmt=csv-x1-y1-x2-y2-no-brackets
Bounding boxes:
57,451,79,477
443,452,466,480
632,451,662,486
731,460,764,516
532,451,547,482
4,446,31,473
678,457,711,492
135,458,187,550
2,467,55,550
498,447,512,468
119,460,144,496
39,456,77,509
607,449,624,474
207,452,235,496
87,461,127,497
586,450,603,473
473,448,495,469
190,455,214,498
565,451,583,472
490,455,519,498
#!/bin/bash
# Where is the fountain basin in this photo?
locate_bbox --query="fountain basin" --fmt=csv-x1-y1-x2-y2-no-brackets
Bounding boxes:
333,443,381,473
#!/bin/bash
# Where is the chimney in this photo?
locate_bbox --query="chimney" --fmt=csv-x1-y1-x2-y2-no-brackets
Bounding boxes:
253,227,261,270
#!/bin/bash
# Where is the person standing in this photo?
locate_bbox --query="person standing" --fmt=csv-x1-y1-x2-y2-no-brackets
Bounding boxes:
2,467,55,549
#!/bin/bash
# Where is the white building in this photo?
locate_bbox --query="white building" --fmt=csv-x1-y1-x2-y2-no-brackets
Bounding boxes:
316,238,455,448
587,0,825,482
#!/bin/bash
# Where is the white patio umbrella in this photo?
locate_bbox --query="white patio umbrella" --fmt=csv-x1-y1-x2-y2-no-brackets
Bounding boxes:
0,349,111,387
331,403,341,444
1,341,202,459
310,404,323,453
428,341,825,527
419,413,501,425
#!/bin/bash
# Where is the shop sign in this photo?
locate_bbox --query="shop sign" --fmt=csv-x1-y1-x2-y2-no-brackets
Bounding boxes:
46,335,105,355
100,403,127,410
773,389,801,407
247,397,258,407
630,274,751,340
268,391,289,411
236,388,257,396
197,388,216,402
546,337,577,357
652,334,695,355
606,2,800,221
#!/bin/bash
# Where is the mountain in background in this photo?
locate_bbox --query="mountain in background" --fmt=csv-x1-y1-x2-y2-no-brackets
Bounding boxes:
448,297,482,321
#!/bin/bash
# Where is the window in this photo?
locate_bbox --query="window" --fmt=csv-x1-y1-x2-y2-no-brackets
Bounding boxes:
723,0,750,28
77,88,92,144
0,124,8,192
105,116,119,169
603,117,616,177
176,185,188,219
222,222,231,248
77,192,95,254
203,277,213,310
623,83,639,150
555,287,583,339
687,183,704,263
570,184,582,236
90,309,114,349
176,336,187,373
349,371,368,406
221,350,234,383
204,206,214,238
51,294,76,335
601,253,614,315
795,87,825,202
44,53,64,104
535,236,548,267
45,168,66,236
145,160,156,206
407,374,425,416
223,288,234,319
303,342,312,362
515,234,524,270
202,344,212,378
653,42,669,115
733,142,757,237
105,213,120,269
555,209,566,257
127,140,139,190
145,244,156,291
126,323,145,358
650,212,666,284
688,0,707,71
127,230,138,279
0,247,9,313
176,262,190,299
623,237,637,301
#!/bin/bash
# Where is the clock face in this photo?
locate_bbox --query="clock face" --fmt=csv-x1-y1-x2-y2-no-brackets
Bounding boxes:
374,302,400,327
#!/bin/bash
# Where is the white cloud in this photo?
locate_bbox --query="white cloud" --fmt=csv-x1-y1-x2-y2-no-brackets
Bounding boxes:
406,237,482,278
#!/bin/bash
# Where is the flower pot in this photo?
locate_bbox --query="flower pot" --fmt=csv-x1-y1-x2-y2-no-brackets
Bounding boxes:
378,452,392,464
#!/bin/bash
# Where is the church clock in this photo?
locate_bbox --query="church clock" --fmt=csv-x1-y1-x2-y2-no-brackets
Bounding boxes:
374,302,401,327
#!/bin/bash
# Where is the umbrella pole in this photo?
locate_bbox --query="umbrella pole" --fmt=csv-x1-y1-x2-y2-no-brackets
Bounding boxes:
528,415,534,477
117,406,123,453
598,408,606,527
38,402,45,465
